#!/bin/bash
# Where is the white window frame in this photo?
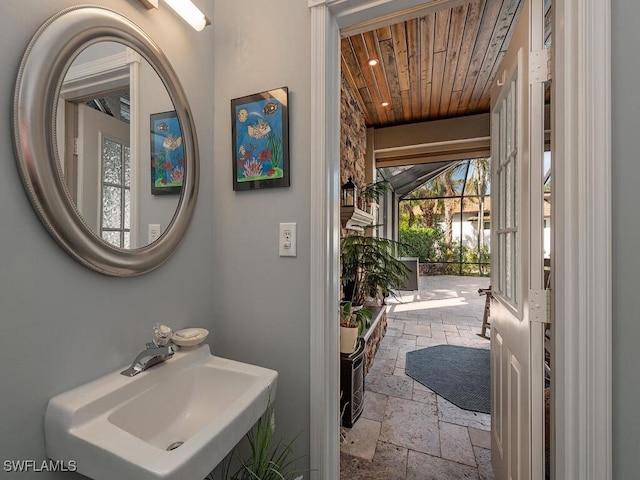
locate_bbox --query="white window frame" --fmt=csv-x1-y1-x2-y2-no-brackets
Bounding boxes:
493,70,519,307
100,134,131,248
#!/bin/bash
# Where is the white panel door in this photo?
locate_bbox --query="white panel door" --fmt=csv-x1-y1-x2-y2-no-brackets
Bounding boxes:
490,0,546,478
77,104,130,240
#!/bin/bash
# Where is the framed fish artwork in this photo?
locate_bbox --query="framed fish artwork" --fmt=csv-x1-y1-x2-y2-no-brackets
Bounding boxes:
231,87,290,191
150,110,184,195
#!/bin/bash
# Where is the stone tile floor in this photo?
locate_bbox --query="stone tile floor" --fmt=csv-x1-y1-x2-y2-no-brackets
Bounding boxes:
340,275,494,480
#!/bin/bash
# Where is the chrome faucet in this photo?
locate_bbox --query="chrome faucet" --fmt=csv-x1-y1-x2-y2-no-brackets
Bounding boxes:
120,342,178,377
121,324,178,377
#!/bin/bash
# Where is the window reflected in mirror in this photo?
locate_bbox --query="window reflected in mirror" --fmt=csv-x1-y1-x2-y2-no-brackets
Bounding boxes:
101,137,131,248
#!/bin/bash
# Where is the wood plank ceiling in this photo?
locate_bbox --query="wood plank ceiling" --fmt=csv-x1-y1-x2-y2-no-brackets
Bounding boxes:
341,0,523,129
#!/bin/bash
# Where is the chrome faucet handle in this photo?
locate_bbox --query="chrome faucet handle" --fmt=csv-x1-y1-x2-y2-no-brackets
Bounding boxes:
153,323,173,346
120,341,178,377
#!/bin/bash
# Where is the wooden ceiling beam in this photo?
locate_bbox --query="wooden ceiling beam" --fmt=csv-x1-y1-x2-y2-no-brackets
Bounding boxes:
430,50,446,119
450,0,485,115
406,18,421,120
391,22,412,122
468,0,522,111
419,14,435,119
429,9,451,119
364,30,393,115
374,112,490,151
452,0,485,93
476,1,523,111
341,38,365,90
375,149,491,168
439,3,469,117
350,34,390,125
357,86,377,125
378,38,403,122
457,0,505,114
341,43,374,125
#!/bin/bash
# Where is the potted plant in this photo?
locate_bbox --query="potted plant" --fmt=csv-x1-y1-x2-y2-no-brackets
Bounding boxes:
340,230,410,307
360,180,389,214
211,397,309,480
339,301,373,354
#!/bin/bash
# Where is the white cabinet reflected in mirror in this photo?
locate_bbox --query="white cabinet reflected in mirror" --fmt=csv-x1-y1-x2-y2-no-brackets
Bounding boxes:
57,42,180,249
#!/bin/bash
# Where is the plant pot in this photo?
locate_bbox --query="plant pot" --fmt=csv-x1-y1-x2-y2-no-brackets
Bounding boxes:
340,325,359,354
342,280,356,302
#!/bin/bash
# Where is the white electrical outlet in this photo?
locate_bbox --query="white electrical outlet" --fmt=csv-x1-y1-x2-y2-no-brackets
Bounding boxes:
279,222,297,257
148,224,161,243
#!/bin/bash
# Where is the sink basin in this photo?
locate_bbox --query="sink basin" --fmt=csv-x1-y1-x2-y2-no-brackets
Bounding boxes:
45,344,277,480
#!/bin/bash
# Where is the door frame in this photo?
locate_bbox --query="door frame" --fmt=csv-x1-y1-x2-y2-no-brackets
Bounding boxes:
308,1,611,480
60,47,142,248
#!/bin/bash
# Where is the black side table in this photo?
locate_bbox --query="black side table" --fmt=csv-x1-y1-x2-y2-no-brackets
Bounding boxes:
340,338,366,428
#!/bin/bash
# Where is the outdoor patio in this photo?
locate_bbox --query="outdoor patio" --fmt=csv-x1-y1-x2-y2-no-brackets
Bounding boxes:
340,275,495,480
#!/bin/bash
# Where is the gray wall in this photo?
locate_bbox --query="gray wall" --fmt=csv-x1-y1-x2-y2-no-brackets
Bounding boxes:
138,58,181,244
0,0,215,478
1,1,312,479
210,0,312,470
611,1,640,478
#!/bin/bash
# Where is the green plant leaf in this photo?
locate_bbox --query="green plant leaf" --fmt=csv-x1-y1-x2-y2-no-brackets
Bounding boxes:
220,395,310,480
340,231,410,305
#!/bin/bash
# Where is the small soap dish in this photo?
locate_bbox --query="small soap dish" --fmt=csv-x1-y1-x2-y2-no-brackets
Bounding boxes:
172,328,209,347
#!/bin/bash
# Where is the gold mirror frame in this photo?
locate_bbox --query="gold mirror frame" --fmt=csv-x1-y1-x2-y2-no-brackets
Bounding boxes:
13,6,199,276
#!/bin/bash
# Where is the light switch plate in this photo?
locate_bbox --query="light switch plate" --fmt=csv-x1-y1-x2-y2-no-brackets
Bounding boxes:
148,224,161,243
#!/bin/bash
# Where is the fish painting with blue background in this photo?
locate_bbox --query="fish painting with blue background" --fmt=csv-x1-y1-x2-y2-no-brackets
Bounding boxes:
235,96,284,182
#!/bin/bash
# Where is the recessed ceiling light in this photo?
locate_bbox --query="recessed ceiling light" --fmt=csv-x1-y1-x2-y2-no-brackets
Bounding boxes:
381,101,389,107
368,58,379,66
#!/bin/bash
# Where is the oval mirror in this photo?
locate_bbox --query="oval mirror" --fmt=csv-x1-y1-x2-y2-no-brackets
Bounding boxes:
13,6,199,276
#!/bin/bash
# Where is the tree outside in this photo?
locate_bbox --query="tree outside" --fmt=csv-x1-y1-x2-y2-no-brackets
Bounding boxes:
397,158,491,276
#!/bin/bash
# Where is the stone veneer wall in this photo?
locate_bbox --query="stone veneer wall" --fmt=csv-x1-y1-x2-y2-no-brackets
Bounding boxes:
340,74,387,373
340,72,367,190
339,72,368,300
363,307,387,375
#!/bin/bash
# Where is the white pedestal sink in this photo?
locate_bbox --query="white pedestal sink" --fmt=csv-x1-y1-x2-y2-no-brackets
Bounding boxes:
45,344,277,480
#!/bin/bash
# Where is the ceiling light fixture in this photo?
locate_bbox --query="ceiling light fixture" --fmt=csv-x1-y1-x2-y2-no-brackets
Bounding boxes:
138,0,211,31
381,101,389,107
163,0,210,31
368,58,379,66
138,0,159,7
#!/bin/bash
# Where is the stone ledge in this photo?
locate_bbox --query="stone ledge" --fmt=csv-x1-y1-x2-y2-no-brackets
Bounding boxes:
361,306,387,375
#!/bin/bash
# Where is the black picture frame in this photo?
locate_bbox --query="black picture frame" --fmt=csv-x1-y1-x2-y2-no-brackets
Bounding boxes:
231,87,290,191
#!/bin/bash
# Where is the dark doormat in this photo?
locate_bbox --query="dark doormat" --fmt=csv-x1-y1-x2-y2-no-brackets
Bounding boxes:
405,345,490,414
